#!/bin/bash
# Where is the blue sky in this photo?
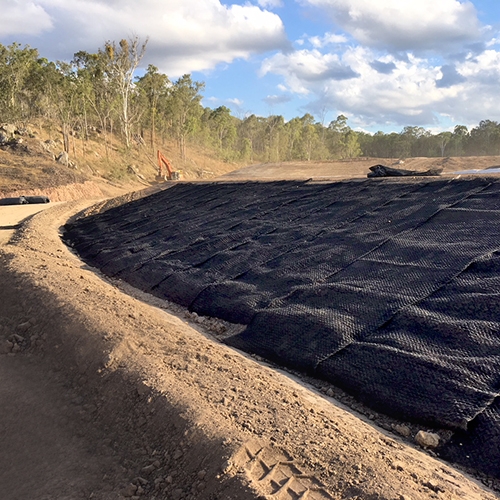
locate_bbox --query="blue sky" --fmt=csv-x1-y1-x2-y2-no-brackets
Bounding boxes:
1,1,500,133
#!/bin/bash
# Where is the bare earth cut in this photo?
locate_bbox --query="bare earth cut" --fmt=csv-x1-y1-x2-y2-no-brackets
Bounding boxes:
0,160,499,500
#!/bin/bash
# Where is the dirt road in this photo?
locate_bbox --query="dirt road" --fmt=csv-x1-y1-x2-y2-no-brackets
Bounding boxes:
0,198,498,499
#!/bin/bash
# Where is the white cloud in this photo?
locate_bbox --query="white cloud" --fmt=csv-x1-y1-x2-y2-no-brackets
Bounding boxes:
300,0,481,51
261,49,359,94
309,32,347,48
227,97,244,106
260,45,500,126
0,0,288,75
263,94,292,106
486,37,500,48
257,0,283,8
0,1,53,37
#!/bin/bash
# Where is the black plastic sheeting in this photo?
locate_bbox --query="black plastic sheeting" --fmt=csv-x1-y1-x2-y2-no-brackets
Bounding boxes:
368,164,442,177
0,195,50,205
64,178,500,478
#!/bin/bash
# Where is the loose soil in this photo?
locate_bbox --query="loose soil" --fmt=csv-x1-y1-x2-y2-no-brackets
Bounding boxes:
1,161,499,499
218,156,500,181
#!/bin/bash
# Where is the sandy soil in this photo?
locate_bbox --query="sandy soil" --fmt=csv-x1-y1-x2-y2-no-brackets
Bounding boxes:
0,166,499,499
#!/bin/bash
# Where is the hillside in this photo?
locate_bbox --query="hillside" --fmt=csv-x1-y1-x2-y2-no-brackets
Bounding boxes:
3,122,500,203
0,121,242,199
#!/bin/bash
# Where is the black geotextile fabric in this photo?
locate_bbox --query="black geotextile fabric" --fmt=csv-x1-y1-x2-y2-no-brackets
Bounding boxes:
64,177,500,478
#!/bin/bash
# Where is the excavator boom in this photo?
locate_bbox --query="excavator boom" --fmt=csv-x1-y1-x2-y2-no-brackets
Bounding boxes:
156,150,180,181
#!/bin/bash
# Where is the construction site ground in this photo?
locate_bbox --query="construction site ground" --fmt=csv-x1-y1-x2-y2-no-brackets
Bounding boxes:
1,157,500,500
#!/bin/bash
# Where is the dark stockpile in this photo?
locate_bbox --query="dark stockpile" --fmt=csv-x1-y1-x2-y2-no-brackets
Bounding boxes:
64,177,500,478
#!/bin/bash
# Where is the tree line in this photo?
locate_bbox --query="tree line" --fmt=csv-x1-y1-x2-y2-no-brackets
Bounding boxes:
1,38,500,163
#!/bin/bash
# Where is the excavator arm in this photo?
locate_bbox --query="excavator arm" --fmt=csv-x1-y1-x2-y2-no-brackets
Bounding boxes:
156,150,180,181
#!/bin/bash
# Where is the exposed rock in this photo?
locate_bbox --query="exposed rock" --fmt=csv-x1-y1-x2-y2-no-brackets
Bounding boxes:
171,488,184,500
0,340,13,354
394,424,412,438
141,463,156,474
415,430,440,449
56,151,69,166
120,483,138,497
16,127,33,137
0,123,16,137
9,333,24,343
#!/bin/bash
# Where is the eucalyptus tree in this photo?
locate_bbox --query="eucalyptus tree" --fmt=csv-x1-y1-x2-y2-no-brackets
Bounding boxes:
436,131,452,157
167,74,204,159
266,115,285,162
449,125,469,156
327,114,350,158
46,61,83,153
0,42,39,120
72,49,118,155
469,120,500,155
21,57,58,121
297,113,318,161
100,36,148,148
208,105,237,154
135,64,170,149
237,114,265,160
284,117,303,160
339,129,362,159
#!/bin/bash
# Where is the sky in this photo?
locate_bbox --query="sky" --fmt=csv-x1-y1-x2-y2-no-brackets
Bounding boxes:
1,0,500,133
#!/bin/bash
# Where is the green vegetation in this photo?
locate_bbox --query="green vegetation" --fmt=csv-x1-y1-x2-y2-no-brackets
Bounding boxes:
2,39,500,164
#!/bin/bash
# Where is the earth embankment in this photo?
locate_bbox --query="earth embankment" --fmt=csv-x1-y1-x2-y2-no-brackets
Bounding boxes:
0,183,498,499
64,176,500,482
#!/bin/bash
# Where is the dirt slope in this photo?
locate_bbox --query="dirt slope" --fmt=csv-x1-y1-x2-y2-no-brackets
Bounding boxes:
219,156,500,180
0,197,498,499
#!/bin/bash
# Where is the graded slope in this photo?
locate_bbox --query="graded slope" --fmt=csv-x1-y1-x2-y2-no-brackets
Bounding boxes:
5,201,500,499
64,177,500,479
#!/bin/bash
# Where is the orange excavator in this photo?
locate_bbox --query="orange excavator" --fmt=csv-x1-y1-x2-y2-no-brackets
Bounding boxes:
156,150,180,181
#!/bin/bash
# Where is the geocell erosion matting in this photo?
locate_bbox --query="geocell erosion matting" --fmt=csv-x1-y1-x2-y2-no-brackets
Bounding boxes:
64,178,500,478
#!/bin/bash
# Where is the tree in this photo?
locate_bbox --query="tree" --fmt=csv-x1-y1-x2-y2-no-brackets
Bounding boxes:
297,114,318,161
284,117,303,160
340,130,362,159
136,64,170,149
469,120,500,155
327,114,352,158
0,42,39,119
449,125,468,156
167,75,204,159
400,126,427,157
100,36,148,148
266,115,285,162
238,114,265,160
209,105,237,152
72,49,117,155
436,132,452,157
56,63,81,153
